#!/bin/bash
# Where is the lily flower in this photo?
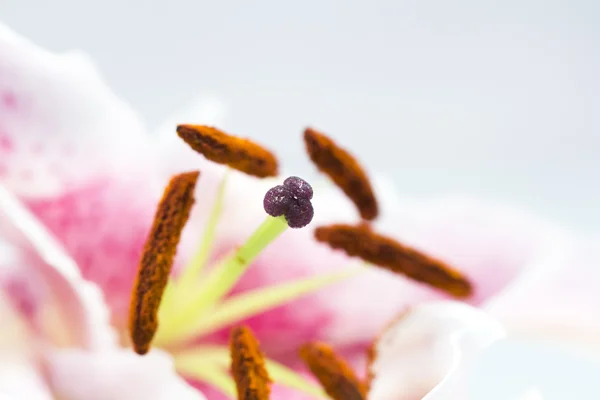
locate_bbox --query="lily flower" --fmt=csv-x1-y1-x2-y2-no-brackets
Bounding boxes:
1,21,595,400
0,22,353,398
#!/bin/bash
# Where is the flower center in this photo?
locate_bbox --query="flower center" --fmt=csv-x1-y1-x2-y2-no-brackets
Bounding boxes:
126,123,475,399
127,125,353,397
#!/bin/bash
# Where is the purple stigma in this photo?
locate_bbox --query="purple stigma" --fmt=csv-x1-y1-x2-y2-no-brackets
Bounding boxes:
264,176,315,228
285,198,314,229
283,176,313,200
263,185,293,217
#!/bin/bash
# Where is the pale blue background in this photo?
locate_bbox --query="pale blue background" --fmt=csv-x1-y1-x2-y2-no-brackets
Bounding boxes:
471,338,600,399
2,0,600,397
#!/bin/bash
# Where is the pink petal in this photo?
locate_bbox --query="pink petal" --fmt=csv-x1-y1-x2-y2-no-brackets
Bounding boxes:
0,184,115,349
26,179,158,327
23,158,230,328
191,382,315,400
0,25,231,334
46,348,206,400
367,302,505,400
484,234,600,348
270,384,319,400
0,23,173,329
377,194,563,305
21,162,226,329
0,23,150,198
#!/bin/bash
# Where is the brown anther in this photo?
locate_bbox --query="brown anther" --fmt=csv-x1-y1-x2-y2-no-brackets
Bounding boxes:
177,125,278,178
129,171,199,355
230,326,272,400
300,342,366,400
314,224,472,297
303,127,378,220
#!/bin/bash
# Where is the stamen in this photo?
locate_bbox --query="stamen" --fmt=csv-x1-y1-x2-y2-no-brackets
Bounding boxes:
303,127,378,221
314,224,472,298
300,342,366,400
129,171,199,355
230,326,272,400
177,125,278,178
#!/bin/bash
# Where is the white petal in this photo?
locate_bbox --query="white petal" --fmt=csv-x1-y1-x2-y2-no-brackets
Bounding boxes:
368,301,505,400
0,22,149,198
0,358,53,400
47,348,206,400
484,234,600,350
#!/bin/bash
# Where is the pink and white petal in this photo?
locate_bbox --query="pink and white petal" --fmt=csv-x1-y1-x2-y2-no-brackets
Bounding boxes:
0,291,37,361
377,193,565,305
0,23,151,198
26,161,228,328
484,234,600,350
25,179,161,328
317,193,565,347
0,23,181,326
0,292,53,400
0,184,115,350
46,348,206,400
192,382,315,400
367,301,505,400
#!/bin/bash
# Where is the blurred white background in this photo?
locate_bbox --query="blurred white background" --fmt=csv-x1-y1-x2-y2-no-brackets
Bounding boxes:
2,0,599,229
